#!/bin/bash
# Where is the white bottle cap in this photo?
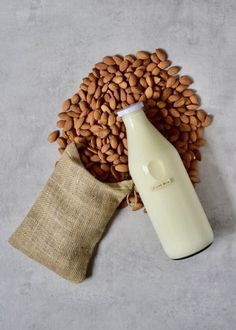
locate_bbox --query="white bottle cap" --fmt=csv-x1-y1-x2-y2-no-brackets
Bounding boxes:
117,102,144,117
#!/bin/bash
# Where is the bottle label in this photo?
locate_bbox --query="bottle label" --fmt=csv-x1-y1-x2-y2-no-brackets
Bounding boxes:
150,178,173,192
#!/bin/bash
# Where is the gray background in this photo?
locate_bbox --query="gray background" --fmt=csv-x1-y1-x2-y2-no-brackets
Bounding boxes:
1,0,236,329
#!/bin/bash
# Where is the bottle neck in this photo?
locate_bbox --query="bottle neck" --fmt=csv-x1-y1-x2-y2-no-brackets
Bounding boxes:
122,107,168,149
122,108,151,131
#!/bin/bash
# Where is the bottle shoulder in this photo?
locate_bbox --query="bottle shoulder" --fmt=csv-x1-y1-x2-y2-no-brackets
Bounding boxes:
127,131,177,157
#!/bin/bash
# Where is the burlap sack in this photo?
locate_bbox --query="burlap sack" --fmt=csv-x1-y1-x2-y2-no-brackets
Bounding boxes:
9,142,133,283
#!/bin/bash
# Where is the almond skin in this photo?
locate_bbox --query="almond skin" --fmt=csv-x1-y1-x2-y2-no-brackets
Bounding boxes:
136,51,150,59
167,66,181,75
63,99,71,111
129,74,138,87
145,86,153,99
174,98,186,108
202,115,213,127
103,56,116,66
56,120,65,128
197,110,206,122
115,164,129,172
57,137,67,149
166,76,177,88
179,75,193,85
119,60,129,72
88,81,97,95
64,117,73,131
158,60,171,69
71,94,80,104
156,49,167,61
170,108,180,118
95,62,107,70
48,130,59,143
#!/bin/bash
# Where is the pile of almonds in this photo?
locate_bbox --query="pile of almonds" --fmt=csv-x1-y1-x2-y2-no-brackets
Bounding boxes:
48,48,213,211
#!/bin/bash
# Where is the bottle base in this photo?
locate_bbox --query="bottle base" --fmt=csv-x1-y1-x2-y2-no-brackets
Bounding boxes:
171,242,213,260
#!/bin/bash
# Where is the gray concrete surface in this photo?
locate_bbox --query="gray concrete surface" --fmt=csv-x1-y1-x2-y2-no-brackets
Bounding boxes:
1,0,236,329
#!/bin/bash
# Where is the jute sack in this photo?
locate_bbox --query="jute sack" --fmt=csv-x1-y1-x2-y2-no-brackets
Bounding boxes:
9,142,133,283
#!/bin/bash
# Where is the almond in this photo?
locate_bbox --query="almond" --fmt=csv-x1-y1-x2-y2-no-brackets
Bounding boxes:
180,114,189,124
132,202,143,211
67,111,80,118
185,110,195,116
58,112,69,120
117,142,124,155
136,51,150,60
146,62,156,72
122,138,128,149
71,94,80,105
90,155,100,162
108,82,118,92
113,76,123,84
110,136,118,149
48,130,59,143
176,84,188,92
158,60,171,69
146,76,153,87
126,94,134,105
150,53,159,63
101,164,110,172
57,137,67,149
131,86,142,94
64,117,73,131
80,129,91,137
95,62,107,70
170,108,180,118
109,97,116,110
129,74,138,87
101,104,111,113
103,56,116,66
108,113,116,126
119,81,128,89
115,164,129,172
173,97,186,108
152,67,160,75
202,115,213,127
183,89,194,97
190,116,198,126
156,49,167,61
74,117,85,129
63,99,71,111
90,125,102,134
112,55,123,65
190,95,199,105
101,112,108,125
197,110,206,122
167,66,180,75
187,104,199,110
99,128,110,138
145,86,153,99
104,74,114,84
166,76,177,88
119,60,129,72
94,110,102,121
179,75,193,85
56,120,65,128
111,124,119,136
124,54,135,63
179,124,191,132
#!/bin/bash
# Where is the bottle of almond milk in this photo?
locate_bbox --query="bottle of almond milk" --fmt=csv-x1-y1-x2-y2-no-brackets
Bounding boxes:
117,102,214,259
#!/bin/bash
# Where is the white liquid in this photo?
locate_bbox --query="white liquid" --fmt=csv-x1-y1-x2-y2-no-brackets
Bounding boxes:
122,107,214,259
